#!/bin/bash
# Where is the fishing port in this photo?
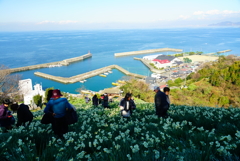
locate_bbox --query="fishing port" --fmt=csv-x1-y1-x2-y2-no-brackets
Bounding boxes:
34,65,146,84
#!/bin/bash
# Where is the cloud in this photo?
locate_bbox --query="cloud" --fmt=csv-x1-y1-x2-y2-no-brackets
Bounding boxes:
179,15,190,20
37,20,78,25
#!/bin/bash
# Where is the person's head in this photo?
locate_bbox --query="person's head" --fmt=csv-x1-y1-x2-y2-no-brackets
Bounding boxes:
10,102,19,112
153,86,160,93
2,98,11,107
47,89,53,102
124,93,132,101
51,89,63,99
163,87,170,95
104,93,108,97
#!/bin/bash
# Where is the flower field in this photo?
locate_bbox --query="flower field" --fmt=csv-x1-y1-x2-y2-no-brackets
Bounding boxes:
1,103,240,161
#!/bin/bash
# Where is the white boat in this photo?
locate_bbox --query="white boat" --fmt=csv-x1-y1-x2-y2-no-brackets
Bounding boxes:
108,71,112,73
80,80,85,83
83,80,87,82
104,72,109,75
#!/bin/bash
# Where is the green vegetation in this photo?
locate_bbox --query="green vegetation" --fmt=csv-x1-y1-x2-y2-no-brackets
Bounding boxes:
120,79,154,103
174,51,203,57
44,87,54,103
1,103,240,160
33,94,43,108
183,57,192,63
170,55,240,107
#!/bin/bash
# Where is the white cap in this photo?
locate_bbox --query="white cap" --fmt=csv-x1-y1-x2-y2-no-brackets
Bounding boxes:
153,86,160,91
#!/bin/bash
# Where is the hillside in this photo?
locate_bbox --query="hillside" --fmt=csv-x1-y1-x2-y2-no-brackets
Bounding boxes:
170,55,240,107
0,103,240,160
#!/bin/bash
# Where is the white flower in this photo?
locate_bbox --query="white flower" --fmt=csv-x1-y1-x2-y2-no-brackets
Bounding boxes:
126,154,132,160
76,151,85,159
130,144,140,153
18,139,23,146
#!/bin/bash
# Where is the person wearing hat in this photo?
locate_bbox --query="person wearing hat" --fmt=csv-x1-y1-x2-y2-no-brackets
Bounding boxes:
0,98,14,131
153,86,169,118
11,102,33,127
44,89,73,138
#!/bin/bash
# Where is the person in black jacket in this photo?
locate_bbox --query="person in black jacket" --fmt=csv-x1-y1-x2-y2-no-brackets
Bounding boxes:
120,93,136,117
92,94,99,107
11,102,33,127
154,86,169,118
102,93,110,108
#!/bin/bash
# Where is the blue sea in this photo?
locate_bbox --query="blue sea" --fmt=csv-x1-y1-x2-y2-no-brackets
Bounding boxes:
0,28,239,93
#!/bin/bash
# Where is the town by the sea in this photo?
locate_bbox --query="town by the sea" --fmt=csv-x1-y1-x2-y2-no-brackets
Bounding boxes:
0,28,239,93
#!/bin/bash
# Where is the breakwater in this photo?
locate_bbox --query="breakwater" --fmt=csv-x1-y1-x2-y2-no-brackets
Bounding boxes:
6,53,92,73
114,48,183,57
134,57,165,74
34,65,146,84
217,49,231,53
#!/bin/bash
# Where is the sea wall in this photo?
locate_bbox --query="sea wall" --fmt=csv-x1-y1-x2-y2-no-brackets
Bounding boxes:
34,65,146,84
217,49,231,53
134,57,165,74
114,48,183,57
7,53,92,73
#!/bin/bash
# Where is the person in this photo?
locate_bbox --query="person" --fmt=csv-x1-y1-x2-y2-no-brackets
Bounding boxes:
102,93,109,108
44,89,73,138
10,102,33,127
154,86,169,118
120,93,136,118
92,94,99,107
0,99,14,132
163,87,171,109
85,96,90,104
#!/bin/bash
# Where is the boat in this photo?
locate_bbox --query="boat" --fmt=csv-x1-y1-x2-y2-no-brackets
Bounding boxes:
112,82,120,86
79,80,85,83
118,80,126,84
99,74,107,77
104,72,109,75
108,71,112,73
83,80,87,82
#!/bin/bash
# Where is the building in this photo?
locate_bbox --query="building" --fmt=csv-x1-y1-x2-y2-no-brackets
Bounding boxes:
143,54,162,61
152,55,182,69
19,79,45,105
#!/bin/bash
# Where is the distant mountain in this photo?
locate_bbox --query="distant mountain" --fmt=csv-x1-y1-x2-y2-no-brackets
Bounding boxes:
209,21,240,26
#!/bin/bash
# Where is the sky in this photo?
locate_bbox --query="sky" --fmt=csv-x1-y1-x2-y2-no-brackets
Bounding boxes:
0,0,240,31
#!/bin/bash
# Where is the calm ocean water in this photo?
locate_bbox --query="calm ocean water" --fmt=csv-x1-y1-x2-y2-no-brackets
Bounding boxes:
0,28,239,93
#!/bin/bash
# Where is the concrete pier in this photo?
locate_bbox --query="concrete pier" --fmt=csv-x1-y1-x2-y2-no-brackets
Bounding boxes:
7,53,92,73
114,48,183,57
217,49,231,54
34,65,146,84
134,57,165,74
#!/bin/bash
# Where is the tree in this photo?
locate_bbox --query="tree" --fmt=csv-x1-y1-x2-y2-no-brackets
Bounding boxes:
44,87,54,103
33,94,43,108
0,64,21,101
183,58,192,63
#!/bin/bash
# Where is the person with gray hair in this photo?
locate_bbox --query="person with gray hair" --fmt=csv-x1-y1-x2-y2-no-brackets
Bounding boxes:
153,86,169,118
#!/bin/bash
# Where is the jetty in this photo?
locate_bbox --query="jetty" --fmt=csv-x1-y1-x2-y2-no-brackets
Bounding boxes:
34,65,146,84
6,53,92,73
217,49,231,54
114,48,183,57
134,57,165,74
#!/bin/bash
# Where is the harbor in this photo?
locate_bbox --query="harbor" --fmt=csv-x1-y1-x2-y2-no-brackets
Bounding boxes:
6,52,92,73
34,65,146,84
114,48,183,57
134,57,165,74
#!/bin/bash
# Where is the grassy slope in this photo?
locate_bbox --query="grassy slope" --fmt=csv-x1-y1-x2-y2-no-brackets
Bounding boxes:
0,103,240,161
